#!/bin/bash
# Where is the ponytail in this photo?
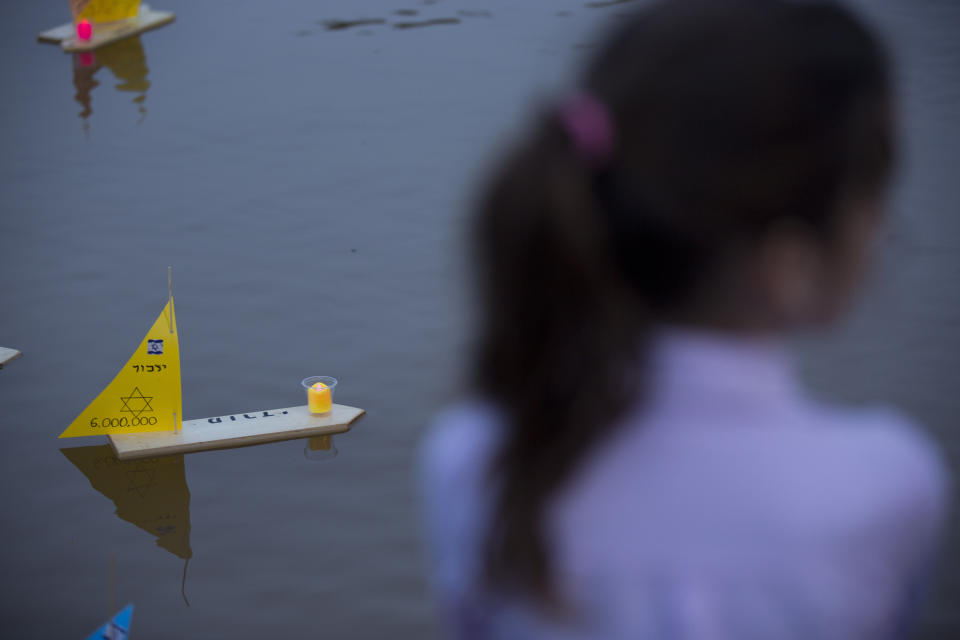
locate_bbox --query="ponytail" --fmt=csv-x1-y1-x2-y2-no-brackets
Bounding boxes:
473,111,648,599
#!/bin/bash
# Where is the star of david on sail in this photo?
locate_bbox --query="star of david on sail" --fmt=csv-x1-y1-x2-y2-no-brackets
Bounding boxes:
119,387,154,419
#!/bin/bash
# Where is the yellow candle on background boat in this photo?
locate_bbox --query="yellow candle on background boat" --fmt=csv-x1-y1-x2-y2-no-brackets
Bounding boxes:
307,382,331,414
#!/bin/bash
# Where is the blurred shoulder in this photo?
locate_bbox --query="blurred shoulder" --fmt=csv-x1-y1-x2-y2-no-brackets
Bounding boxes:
810,403,950,523
420,399,504,486
419,400,505,599
827,406,945,482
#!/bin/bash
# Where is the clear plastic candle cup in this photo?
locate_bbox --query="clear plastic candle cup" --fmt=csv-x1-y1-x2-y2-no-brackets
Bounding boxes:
302,376,337,415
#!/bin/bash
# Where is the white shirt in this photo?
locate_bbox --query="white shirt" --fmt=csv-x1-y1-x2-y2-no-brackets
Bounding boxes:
420,331,948,640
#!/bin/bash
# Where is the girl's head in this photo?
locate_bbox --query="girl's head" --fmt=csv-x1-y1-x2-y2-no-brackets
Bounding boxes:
473,0,894,601
581,0,893,329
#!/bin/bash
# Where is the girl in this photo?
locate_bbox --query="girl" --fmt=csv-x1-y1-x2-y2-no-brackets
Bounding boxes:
420,1,948,638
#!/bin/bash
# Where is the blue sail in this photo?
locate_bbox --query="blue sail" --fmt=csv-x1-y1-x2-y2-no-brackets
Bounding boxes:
85,604,134,640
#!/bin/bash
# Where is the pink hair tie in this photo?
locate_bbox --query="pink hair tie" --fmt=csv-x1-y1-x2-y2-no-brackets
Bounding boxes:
557,93,615,168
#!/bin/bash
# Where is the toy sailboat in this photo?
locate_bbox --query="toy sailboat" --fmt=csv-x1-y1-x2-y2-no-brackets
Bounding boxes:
60,271,365,460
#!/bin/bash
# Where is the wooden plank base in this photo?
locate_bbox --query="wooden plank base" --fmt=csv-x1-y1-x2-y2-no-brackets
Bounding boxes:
109,403,365,461
0,347,22,369
37,5,175,52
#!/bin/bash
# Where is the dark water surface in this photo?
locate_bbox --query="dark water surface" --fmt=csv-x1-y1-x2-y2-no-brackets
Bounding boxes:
1,1,957,638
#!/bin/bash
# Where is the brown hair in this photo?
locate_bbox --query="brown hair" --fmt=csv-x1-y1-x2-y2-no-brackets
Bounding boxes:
471,0,894,601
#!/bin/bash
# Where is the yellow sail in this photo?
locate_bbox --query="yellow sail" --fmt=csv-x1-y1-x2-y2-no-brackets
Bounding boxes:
60,299,181,438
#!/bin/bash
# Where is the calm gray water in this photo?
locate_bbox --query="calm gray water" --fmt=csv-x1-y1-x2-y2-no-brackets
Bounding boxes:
0,1,957,638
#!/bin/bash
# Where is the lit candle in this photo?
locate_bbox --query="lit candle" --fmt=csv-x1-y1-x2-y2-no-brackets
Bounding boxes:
77,19,93,41
307,381,332,415
301,376,338,415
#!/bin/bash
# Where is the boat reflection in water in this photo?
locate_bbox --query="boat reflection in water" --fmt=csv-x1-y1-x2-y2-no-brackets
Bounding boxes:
71,35,150,129
60,445,192,603
61,436,339,602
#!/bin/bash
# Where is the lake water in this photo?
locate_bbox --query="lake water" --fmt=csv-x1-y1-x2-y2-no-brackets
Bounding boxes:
0,1,957,637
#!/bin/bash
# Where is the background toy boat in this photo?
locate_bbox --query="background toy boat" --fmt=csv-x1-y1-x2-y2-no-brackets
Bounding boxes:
86,604,133,640
38,3,174,53
0,347,21,369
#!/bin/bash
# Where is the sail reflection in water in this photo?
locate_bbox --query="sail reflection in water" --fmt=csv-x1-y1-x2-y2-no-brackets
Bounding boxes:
60,445,192,601
72,35,151,126
61,437,337,604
